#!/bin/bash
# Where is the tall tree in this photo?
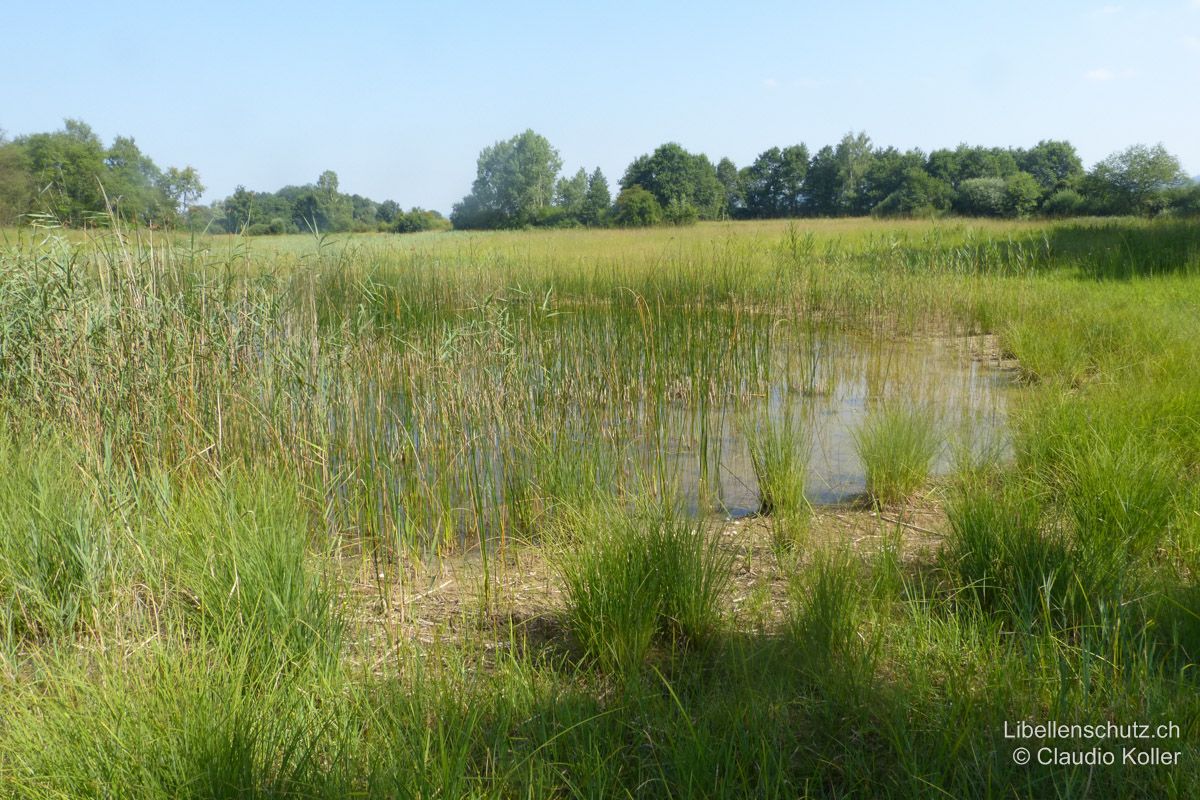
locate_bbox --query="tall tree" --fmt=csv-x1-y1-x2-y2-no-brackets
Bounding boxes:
0,134,32,226
743,145,809,217
1016,140,1083,196
554,167,588,220
18,119,107,224
452,129,563,228
581,167,611,226
1087,143,1185,215
158,166,205,220
620,143,723,219
715,157,743,218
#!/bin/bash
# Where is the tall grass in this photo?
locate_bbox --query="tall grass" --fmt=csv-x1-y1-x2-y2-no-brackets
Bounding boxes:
555,500,731,674
853,402,941,506
0,431,109,648
743,413,812,550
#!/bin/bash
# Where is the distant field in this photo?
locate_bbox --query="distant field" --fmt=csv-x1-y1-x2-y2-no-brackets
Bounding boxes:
0,216,1198,797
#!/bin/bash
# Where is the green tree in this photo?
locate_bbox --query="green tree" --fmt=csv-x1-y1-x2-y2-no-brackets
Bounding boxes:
452,129,563,228
375,199,401,225
1088,143,1186,215
743,145,809,217
860,147,928,212
1016,140,1083,196
104,136,167,223
0,135,32,225
928,144,1018,189
955,177,1008,216
17,119,108,224
581,167,611,226
803,132,875,216
1004,171,1042,218
715,157,743,218
554,167,588,221
612,185,662,227
620,143,723,219
871,167,952,217
157,166,205,221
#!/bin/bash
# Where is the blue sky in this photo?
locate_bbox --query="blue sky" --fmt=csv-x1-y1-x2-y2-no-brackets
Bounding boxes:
2,1,1197,212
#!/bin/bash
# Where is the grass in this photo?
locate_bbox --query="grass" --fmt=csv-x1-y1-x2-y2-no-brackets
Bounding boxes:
0,215,1198,796
743,412,812,551
853,401,942,506
555,499,731,674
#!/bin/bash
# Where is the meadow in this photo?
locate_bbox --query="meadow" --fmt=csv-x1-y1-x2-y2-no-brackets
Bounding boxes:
1,216,1199,797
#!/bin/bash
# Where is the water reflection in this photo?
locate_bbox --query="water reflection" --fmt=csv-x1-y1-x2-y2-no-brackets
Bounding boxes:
665,335,1016,517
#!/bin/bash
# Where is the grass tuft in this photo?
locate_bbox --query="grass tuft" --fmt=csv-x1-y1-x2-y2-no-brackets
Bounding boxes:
853,402,941,506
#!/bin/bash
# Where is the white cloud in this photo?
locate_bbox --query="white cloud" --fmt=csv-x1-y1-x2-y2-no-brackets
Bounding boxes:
1185,34,1200,50
1085,67,1116,80
1098,3,1121,13
762,78,779,89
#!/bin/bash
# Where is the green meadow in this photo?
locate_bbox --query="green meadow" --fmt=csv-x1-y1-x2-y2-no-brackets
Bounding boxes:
1,216,1199,797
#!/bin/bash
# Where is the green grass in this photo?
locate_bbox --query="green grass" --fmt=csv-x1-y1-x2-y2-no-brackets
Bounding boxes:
1,216,1199,797
744,412,813,550
853,401,942,506
555,499,731,674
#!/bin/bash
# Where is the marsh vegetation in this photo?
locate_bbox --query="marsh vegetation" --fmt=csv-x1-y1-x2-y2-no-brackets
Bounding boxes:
1,216,1198,797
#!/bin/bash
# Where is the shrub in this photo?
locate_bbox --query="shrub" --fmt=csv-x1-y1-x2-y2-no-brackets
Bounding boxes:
611,185,662,227
955,178,1008,217
1041,189,1086,218
663,198,699,226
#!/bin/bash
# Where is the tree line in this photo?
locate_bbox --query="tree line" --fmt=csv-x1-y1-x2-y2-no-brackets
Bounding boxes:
452,130,1199,229
0,120,448,234
0,120,203,227
2,119,1197,233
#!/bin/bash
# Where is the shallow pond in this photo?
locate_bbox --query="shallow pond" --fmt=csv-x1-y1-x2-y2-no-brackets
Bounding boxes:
662,334,1018,517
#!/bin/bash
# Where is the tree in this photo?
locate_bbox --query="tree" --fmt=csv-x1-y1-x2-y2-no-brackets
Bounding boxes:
104,136,167,222
17,118,107,224
955,178,1008,216
857,147,925,212
928,144,1018,189
1004,171,1042,218
580,167,611,226
1016,140,1083,196
1088,143,1186,215
803,145,839,216
1041,189,1086,218
871,167,952,217
620,143,723,219
743,145,809,217
554,167,588,221
802,132,875,216
158,166,205,219
0,135,32,226
612,185,662,227
451,129,563,228
375,199,401,226
392,207,452,233
715,157,743,218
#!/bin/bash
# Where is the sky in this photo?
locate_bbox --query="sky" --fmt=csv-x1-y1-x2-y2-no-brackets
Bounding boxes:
2,0,1197,213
